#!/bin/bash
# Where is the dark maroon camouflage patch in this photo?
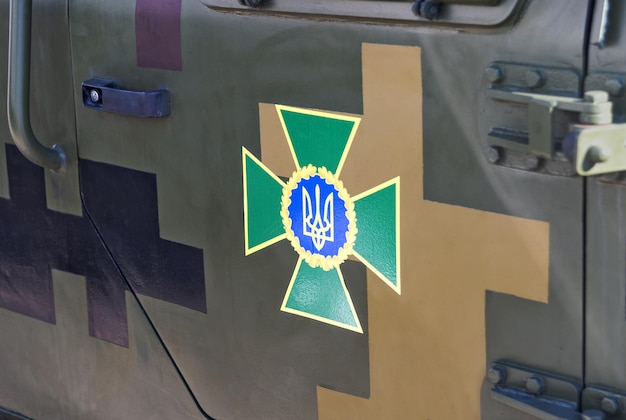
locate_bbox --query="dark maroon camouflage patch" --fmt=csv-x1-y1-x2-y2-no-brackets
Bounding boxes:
135,0,183,71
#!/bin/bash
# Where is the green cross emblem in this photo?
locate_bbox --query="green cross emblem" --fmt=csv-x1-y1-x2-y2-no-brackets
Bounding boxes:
242,105,400,332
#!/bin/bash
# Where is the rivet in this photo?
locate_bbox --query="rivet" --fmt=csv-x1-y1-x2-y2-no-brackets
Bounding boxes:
485,66,505,84
485,146,503,164
601,396,621,415
584,90,610,104
525,70,545,89
605,79,624,97
486,365,506,385
525,376,544,395
89,89,101,104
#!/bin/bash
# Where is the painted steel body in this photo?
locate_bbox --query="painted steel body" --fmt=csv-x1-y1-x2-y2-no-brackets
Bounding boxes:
0,1,625,419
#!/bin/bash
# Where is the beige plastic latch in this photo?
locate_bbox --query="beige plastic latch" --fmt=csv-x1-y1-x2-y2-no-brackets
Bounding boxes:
566,123,626,176
488,89,626,176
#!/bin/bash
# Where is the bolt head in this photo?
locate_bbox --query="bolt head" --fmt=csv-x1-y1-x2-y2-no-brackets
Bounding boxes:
601,396,621,415
485,66,505,84
416,1,441,20
525,70,545,89
485,146,502,164
486,366,506,384
605,79,624,97
89,89,101,104
525,376,544,395
584,90,610,104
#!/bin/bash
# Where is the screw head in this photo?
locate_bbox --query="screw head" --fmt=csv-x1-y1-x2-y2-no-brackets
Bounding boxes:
525,70,545,89
485,66,505,84
525,376,544,395
89,89,101,103
605,79,624,97
486,365,506,385
485,146,503,164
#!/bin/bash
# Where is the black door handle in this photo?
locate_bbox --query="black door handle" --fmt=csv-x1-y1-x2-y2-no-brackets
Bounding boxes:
82,78,171,118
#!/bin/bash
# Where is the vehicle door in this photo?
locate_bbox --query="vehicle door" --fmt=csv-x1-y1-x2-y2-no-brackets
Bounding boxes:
0,1,205,418
581,1,626,417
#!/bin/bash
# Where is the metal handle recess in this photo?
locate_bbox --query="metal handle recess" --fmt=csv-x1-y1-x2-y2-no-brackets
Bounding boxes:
7,0,66,173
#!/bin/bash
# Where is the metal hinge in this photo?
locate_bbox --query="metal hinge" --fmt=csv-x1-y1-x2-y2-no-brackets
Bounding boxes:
486,362,626,419
582,386,626,419
486,361,588,419
482,63,626,178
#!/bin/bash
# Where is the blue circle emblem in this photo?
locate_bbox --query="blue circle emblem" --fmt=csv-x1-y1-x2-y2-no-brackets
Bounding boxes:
287,174,350,258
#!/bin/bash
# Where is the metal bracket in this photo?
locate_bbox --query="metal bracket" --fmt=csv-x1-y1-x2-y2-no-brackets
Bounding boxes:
563,124,626,177
586,72,626,122
486,90,612,159
480,62,583,176
487,361,585,419
482,62,626,177
582,386,626,419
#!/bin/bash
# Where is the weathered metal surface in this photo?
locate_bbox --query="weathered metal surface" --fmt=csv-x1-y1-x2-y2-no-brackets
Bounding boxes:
0,0,599,418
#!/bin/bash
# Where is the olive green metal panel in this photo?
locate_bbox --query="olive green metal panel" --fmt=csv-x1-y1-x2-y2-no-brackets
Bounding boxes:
0,0,80,215
66,0,587,419
0,1,207,418
0,271,205,420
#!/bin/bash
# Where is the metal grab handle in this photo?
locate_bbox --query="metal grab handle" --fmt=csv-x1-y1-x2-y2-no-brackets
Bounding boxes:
82,78,171,118
7,0,66,173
